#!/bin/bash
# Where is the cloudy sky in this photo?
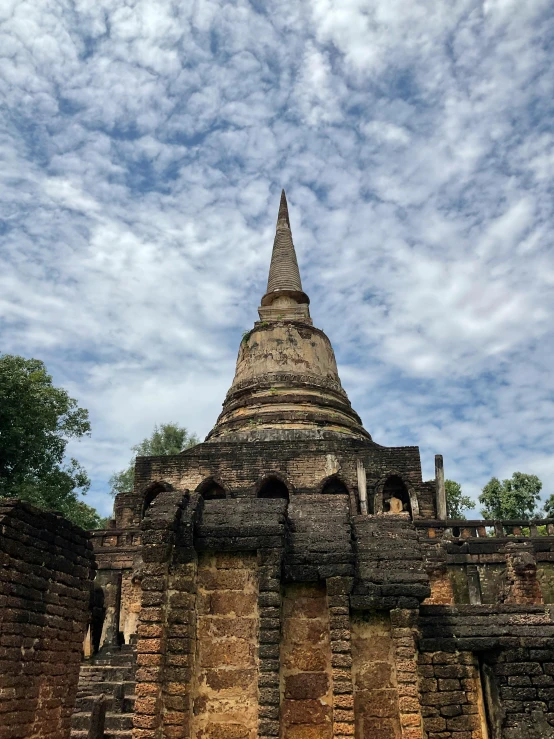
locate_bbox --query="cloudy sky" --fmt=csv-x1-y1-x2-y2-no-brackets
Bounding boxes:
1,0,553,517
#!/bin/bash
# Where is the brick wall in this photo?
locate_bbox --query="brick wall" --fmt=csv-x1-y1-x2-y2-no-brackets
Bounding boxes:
351,611,402,739
418,605,554,737
192,552,259,739
483,647,554,738
280,583,334,739
418,651,486,738
132,438,430,523
0,500,95,739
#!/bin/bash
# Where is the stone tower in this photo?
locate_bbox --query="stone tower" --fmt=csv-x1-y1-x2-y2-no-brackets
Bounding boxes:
68,193,554,739
208,190,369,442
121,192,435,739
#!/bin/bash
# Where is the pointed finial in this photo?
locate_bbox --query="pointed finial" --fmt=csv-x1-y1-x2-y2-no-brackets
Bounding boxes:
258,189,311,322
277,189,290,228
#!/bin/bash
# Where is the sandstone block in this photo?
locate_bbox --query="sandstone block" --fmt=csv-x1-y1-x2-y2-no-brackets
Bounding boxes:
203,721,251,739
399,696,420,713
361,717,397,739
285,619,327,645
214,553,256,570
355,661,394,690
283,646,329,672
198,638,255,668
133,714,159,729
355,689,399,718
281,699,332,724
284,673,329,700
283,597,327,619
137,653,164,667
286,724,333,739
204,668,256,692
333,721,355,736
165,682,190,696
198,617,257,641
197,569,250,590
208,593,257,617
134,697,158,715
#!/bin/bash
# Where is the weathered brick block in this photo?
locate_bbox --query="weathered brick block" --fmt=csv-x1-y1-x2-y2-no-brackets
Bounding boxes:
281,699,332,724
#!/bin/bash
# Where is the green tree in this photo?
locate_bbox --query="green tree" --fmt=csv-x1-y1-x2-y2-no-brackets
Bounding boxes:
109,423,199,497
543,494,554,519
445,479,473,519
0,354,101,529
479,472,542,520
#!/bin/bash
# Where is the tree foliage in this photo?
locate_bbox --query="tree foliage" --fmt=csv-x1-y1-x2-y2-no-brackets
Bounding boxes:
0,354,102,529
479,472,542,520
445,479,473,519
543,494,554,519
109,423,199,497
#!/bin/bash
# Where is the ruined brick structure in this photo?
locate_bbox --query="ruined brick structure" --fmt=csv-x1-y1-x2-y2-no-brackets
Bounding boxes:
14,191,554,739
0,500,95,739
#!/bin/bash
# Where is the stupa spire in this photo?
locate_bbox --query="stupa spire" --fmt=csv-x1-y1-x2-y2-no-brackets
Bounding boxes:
277,188,291,228
259,190,311,323
206,188,370,442
266,189,303,294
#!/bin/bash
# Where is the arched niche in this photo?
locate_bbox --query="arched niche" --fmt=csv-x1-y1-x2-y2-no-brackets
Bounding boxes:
373,473,419,518
320,476,349,495
257,475,290,500
195,478,226,500
141,481,173,519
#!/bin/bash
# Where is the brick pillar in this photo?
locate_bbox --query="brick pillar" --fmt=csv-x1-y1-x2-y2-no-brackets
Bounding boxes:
134,561,198,739
425,567,455,605
390,610,424,739
162,562,197,738
280,583,333,738
133,489,198,739
327,578,355,739
103,570,124,648
257,548,282,739
111,571,123,646
133,561,169,739
191,552,259,739
435,455,447,521
504,542,543,605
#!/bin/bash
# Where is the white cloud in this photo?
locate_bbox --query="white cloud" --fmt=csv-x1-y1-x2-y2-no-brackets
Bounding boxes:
1,0,553,518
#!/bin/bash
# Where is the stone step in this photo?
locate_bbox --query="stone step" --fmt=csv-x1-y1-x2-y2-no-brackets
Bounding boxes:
71,651,137,739
77,679,135,694
93,654,135,666
76,685,134,700
75,693,135,713
80,653,135,669
107,714,133,731
72,711,134,731
78,666,135,683
79,664,134,672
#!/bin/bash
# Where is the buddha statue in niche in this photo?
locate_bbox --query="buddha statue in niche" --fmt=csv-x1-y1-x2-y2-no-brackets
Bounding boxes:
388,495,404,514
